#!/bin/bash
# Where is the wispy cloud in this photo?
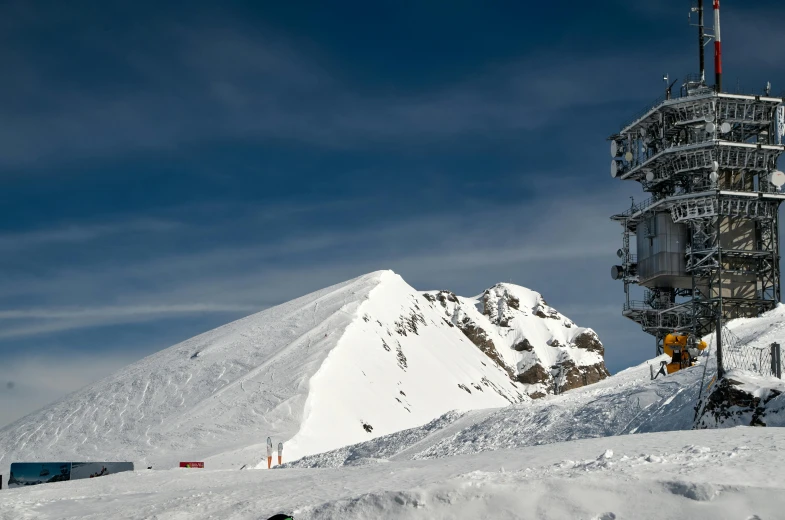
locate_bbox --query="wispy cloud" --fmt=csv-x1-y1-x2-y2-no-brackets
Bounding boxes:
0,184,630,339
0,218,182,251
0,12,683,168
0,351,139,429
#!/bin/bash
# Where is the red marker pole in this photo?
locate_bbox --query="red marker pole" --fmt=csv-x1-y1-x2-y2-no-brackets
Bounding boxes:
714,0,722,92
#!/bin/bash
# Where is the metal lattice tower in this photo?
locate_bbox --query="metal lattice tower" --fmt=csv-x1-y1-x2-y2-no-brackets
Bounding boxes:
608,1,785,371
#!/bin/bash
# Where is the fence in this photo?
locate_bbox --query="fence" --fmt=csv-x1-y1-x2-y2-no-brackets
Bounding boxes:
715,326,783,378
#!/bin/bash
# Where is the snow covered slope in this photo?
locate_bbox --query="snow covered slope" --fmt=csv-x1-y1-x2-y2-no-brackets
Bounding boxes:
0,270,545,474
2,428,783,520
286,304,785,468
425,284,608,398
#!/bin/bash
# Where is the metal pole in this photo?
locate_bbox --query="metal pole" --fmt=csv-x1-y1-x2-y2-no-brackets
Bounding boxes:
713,0,722,92
716,217,725,378
773,342,782,379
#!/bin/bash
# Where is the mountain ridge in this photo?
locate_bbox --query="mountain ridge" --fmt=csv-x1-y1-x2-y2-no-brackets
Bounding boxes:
0,270,608,473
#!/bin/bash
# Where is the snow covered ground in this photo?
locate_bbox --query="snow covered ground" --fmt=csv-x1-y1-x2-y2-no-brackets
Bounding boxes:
1,427,782,520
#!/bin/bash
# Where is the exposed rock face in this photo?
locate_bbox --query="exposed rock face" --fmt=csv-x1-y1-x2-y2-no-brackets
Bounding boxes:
696,375,785,428
423,283,610,399
573,330,605,356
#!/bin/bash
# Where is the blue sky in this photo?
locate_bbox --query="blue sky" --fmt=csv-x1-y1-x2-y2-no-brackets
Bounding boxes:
1,0,784,427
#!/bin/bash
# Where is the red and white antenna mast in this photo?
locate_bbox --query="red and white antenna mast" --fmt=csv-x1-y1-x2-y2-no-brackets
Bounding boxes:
713,0,722,92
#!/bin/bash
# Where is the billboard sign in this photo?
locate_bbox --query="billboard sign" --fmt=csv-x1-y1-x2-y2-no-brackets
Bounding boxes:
8,463,71,488
179,462,204,468
7,462,134,488
70,462,134,479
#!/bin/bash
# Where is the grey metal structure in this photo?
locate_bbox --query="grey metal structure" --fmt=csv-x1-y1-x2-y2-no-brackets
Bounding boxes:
608,2,785,362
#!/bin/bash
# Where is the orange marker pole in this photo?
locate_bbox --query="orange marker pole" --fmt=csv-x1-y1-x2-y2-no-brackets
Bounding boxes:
267,456,272,469
278,455,282,465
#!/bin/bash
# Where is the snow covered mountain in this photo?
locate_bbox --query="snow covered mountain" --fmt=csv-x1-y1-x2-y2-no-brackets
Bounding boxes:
0,270,607,474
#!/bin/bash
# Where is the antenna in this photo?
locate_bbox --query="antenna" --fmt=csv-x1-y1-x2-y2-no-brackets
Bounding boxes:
697,0,705,83
663,74,678,100
713,0,722,92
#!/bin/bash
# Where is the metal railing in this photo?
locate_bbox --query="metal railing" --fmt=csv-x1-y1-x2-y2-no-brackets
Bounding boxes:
613,196,659,218
617,82,783,134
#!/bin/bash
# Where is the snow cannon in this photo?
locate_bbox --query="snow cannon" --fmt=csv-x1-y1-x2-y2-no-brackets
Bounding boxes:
662,333,707,374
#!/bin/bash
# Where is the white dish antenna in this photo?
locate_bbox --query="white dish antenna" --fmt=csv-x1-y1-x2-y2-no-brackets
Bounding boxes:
611,140,619,157
711,160,719,172
611,161,619,178
770,170,785,188
645,171,655,182
720,122,732,134
705,122,716,133
709,171,719,184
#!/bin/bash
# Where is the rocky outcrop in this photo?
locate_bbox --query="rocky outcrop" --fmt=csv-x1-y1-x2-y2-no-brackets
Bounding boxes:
423,283,610,399
556,360,611,392
696,376,785,428
573,330,604,356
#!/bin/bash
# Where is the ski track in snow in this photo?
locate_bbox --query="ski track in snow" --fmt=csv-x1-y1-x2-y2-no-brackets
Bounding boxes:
1,428,783,520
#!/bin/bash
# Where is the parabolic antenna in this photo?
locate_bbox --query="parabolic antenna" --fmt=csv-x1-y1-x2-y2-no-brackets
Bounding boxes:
611,265,624,281
646,171,655,182
709,171,719,183
611,160,619,178
624,151,633,162
705,122,716,133
720,122,732,134
770,170,785,188
711,160,719,172
611,140,619,157
616,248,624,258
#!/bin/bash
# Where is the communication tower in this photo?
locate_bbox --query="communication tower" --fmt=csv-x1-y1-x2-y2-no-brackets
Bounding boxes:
609,0,785,374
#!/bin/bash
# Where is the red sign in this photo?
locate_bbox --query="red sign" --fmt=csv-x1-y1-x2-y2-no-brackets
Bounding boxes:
179,462,204,468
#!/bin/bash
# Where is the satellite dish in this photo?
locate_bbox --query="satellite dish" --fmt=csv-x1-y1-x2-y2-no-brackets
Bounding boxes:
611,161,619,178
646,171,655,182
770,170,785,188
616,249,624,258
705,122,716,133
611,265,624,281
720,122,732,134
709,171,719,183
611,140,619,157
711,161,719,172
624,151,634,162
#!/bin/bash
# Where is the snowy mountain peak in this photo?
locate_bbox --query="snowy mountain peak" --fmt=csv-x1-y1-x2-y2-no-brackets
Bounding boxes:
0,270,608,474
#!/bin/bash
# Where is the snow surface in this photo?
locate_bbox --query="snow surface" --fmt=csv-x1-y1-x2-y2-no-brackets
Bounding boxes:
1,428,782,519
